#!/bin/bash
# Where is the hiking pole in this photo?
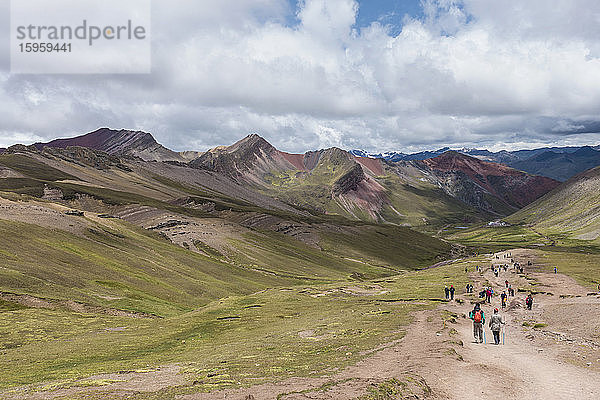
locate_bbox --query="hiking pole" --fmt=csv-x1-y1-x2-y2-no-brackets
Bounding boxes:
483,329,486,344
502,327,504,345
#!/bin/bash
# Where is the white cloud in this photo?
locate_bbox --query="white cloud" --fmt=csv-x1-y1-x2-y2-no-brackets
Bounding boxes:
1,0,600,153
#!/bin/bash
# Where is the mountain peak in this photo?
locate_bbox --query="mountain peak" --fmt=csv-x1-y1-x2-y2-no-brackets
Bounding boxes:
229,133,275,153
572,145,599,157
33,128,183,162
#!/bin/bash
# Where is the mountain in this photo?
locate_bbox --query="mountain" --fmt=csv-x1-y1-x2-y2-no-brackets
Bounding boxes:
3,129,562,229
510,146,600,181
189,135,559,225
0,131,455,270
416,151,561,215
507,166,600,242
351,144,600,181
350,150,407,162
33,128,186,162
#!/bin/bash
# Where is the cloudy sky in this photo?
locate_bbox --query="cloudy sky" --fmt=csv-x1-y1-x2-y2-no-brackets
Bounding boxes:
1,0,600,153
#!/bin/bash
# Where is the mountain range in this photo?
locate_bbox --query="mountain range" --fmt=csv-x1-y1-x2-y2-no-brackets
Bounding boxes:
351,144,600,182
1,128,564,230
3,127,600,392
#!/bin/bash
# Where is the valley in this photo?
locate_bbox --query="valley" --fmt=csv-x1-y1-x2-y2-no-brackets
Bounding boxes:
1,129,599,399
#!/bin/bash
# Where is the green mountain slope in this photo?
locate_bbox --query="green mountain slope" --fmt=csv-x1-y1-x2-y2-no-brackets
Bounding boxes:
506,166,600,243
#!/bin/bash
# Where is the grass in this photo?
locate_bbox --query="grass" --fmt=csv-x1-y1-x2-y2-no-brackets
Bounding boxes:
0,154,77,181
447,224,548,251
0,258,469,392
536,249,600,289
0,218,387,317
506,167,600,244
319,224,453,268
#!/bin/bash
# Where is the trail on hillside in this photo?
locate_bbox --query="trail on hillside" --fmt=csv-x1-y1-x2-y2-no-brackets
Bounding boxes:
188,249,600,400
6,249,600,400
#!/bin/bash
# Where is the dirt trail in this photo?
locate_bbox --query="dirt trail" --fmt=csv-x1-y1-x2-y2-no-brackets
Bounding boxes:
190,249,600,400
438,249,600,399
5,249,600,399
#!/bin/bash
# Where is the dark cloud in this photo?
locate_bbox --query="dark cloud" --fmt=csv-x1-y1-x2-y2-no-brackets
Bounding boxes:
1,0,600,153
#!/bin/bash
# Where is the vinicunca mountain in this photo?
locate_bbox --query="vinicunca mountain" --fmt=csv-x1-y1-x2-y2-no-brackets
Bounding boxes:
23,128,561,227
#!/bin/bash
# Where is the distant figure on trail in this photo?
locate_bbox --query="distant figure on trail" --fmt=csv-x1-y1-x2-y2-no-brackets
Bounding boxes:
489,308,505,345
528,260,532,266
501,291,507,309
505,280,509,288
526,294,534,310
508,285,514,297
449,285,455,300
465,266,468,273
444,286,449,300
494,269,499,277
554,267,558,274
469,303,485,343
503,265,508,272
486,288,492,303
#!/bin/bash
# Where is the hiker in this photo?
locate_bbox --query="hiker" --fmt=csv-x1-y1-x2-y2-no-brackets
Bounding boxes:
526,294,534,310
494,269,499,277
508,285,514,297
505,280,509,288
489,308,505,345
486,287,492,303
503,265,508,272
444,286,449,300
554,267,558,274
449,285,455,300
465,266,468,273
469,303,485,343
501,291,507,308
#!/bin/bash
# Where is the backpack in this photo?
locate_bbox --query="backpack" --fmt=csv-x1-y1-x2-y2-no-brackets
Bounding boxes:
473,310,482,323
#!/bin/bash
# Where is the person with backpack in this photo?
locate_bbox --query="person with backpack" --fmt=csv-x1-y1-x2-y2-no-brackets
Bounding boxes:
469,303,485,343
444,286,449,300
489,308,505,345
449,285,455,300
526,294,533,310
486,287,492,303
501,291,507,308
505,280,509,288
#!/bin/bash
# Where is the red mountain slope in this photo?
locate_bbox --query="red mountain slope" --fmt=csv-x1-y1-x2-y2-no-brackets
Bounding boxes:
420,151,560,209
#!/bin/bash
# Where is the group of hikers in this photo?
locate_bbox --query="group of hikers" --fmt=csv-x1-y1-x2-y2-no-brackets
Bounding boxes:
444,285,456,300
467,292,535,344
450,253,540,345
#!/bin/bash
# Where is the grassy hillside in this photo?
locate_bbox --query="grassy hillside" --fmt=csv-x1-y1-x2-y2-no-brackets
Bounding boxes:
507,167,600,243
0,258,471,393
0,215,451,318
